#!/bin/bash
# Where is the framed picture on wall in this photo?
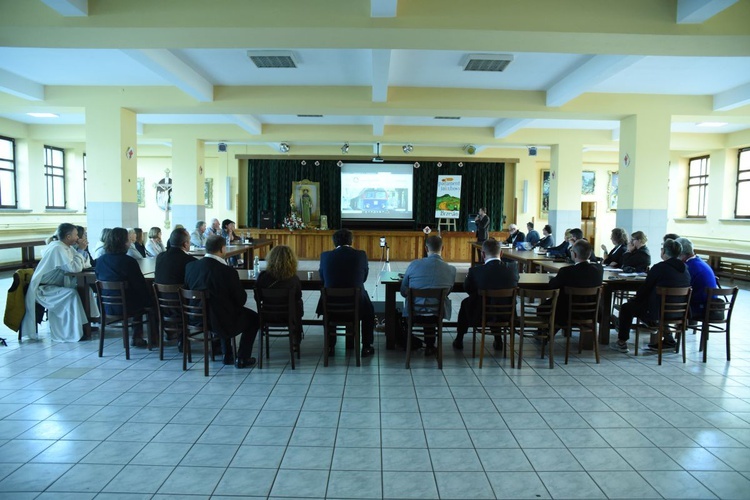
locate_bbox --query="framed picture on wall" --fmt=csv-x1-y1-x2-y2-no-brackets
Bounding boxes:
292,179,320,225
136,177,145,208
204,178,213,208
608,171,619,211
540,170,550,214
582,171,595,195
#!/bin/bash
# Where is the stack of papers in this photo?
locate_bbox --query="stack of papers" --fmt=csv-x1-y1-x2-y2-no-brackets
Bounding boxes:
620,272,648,278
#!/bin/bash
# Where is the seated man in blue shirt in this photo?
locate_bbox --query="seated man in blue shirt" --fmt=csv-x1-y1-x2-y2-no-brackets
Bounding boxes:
675,237,721,321
525,222,540,247
401,235,456,357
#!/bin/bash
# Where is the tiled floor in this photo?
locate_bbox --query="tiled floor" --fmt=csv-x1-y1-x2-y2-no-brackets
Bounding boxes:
0,261,749,499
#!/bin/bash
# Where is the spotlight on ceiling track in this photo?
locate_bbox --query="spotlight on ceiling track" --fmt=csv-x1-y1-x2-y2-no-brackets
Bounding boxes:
413,162,420,169
437,162,443,167
279,142,290,153
403,144,413,154
301,160,307,165
341,142,349,154
463,144,477,155
337,160,343,167
458,162,464,168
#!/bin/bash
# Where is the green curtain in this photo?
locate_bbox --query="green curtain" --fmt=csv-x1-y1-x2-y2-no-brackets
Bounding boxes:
413,162,505,231
245,160,504,230
246,159,341,228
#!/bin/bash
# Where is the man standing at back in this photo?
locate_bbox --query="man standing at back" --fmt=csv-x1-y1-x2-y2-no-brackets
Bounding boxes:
475,208,490,243
316,228,375,358
453,238,518,351
401,235,457,357
185,235,258,368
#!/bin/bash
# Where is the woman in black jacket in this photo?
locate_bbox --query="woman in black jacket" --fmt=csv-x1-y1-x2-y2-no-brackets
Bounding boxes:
95,227,153,347
621,230,651,272
601,227,628,267
254,245,304,347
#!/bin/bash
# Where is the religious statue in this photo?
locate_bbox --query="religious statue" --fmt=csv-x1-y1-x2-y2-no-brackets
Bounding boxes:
301,188,313,224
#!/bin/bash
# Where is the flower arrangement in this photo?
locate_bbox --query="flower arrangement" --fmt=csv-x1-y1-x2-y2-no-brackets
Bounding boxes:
282,211,307,230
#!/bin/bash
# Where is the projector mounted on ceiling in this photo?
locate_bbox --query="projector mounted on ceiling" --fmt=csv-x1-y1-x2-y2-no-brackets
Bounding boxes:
372,142,384,163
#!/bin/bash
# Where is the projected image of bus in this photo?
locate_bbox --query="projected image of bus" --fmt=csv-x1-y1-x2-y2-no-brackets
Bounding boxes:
340,163,414,220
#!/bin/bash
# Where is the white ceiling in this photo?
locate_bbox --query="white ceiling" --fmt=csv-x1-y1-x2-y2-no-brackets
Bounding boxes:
0,0,749,146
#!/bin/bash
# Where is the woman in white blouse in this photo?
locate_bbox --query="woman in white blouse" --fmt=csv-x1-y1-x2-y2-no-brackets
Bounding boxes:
145,226,165,257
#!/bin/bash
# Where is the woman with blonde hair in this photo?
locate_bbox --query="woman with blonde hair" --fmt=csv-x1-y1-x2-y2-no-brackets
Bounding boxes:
621,230,651,272
254,245,304,347
145,227,165,257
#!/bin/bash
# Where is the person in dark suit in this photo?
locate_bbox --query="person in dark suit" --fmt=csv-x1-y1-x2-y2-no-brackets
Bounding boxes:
548,239,603,322
475,208,490,242
255,245,304,347
155,228,197,285
601,228,628,268
453,238,518,350
611,238,691,353
95,227,154,347
504,224,525,246
185,235,258,368
316,228,375,358
546,228,572,258
621,231,651,272
534,224,555,249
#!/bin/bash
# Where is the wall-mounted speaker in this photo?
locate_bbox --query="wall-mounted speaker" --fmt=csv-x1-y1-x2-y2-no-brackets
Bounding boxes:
528,146,537,156
218,143,227,153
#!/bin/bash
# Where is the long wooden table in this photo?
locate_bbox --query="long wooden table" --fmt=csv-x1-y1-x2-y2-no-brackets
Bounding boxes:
380,271,554,350
0,237,47,270
189,239,274,270
695,247,750,281
538,261,646,345
470,242,555,272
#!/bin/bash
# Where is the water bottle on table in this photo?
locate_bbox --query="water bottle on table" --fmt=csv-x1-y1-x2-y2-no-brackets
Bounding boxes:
253,256,260,277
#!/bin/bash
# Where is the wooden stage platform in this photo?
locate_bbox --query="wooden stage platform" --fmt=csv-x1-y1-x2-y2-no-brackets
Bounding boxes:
249,229,509,263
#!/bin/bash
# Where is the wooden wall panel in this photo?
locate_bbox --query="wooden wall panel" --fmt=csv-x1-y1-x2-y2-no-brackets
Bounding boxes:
251,229,508,263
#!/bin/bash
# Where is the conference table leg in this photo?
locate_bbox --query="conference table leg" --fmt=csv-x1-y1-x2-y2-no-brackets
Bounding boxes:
384,282,398,350
73,274,94,338
600,286,614,345
244,248,252,270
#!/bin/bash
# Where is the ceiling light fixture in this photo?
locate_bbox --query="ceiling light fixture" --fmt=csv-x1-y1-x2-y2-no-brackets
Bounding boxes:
301,160,307,166
414,162,420,169
279,142,290,153
314,160,320,166
437,162,443,168
402,144,414,154
27,112,59,118
458,162,464,168
697,122,728,127
337,160,343,167
341,142,349,154
464,144,477,155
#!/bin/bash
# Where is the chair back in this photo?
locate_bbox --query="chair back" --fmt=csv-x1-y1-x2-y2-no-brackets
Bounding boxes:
479,288,517,328
153,283,183,339
564,286,602,328
322,287,360,327
96,280,129,319
703,286,738,325
179,288,210,337
256,287,296,329
656,286,692,326
406,288,448,326
518,288,559,331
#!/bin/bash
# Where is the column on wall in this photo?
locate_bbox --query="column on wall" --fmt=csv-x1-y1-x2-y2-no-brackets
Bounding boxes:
707,148,737,223
617,113,671,239
84,106,139,241
514,154,538,228
171,135,205,230
548,142,583,243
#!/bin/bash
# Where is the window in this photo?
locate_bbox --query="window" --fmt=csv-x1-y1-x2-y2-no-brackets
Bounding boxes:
686,155,709,217
44,145,66,209
0,136,17,208
737,148,750,218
